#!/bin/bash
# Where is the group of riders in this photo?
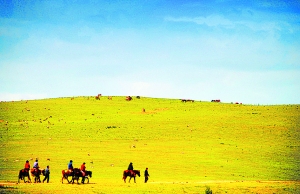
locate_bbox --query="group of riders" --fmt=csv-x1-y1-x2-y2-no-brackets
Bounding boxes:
23,159,50,183
67,160,87,183
127,162,150,183
21,160,149,183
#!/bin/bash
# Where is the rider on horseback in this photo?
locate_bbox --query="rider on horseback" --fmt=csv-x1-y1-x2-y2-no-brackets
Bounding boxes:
80,162,86,183
24,160,30,172
33,159,39,173
128,162,134,176
24,160,31,181
68,160,73,172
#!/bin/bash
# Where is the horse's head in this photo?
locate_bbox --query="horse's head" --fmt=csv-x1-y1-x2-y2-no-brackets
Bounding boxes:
88,171,92,178
135,170,140,177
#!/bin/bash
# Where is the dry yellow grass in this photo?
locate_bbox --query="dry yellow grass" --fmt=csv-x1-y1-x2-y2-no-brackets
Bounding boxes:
0,96,299,193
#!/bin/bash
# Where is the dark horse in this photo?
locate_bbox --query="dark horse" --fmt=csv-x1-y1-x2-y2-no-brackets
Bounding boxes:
30,168,44,183
122,170,140,183
61,169,75,183
18,169,31,183
72,168,92,184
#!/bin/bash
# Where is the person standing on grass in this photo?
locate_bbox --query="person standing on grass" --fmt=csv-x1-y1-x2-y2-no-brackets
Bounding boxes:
144,168,150,183
43,166,50,183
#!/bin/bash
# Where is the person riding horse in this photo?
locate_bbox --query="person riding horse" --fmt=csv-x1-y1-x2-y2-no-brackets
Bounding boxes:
80,162,86,183
68,160,73,172
24,160,30,172
128,162,134,176
24,160,31,181
33,159,39,173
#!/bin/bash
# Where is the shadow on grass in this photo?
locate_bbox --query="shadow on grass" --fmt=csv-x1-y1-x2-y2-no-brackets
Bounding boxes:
0,185,20,194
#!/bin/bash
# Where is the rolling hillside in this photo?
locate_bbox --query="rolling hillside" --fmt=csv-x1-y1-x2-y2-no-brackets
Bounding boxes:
0,96,299,193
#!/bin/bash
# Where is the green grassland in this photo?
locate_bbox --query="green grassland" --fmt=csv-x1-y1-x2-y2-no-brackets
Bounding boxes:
0,96,299,193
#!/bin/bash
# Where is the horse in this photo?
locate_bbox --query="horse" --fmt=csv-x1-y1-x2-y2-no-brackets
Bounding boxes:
122,170,140,183
126,96,132,101
18,169,31,183
30,168,43,183
62,169,75,183
72,168,92,184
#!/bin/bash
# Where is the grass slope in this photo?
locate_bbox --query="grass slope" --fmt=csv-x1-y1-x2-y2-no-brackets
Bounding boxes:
0,96,299,193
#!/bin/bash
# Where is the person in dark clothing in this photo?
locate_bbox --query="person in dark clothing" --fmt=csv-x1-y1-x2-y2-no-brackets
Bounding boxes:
43,166,50,183
128,162,134,176
128,162,133,170
144,168,150,183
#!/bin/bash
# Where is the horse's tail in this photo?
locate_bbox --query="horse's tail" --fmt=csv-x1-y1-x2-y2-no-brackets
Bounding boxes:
18,170,22,179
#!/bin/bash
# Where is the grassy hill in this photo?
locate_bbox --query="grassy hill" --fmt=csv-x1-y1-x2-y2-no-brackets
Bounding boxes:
0,96,299,193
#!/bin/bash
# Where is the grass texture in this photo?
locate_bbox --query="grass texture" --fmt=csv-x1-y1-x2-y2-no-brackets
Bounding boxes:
0,96,299,193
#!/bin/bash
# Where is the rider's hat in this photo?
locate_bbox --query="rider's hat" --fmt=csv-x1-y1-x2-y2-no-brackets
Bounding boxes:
70,160,73,162
83,162,85,164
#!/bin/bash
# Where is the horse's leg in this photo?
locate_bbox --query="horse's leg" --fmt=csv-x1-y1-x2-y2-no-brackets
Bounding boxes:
27,175,31,183
129,176,131,183
134,177,136,183
22,175,26,183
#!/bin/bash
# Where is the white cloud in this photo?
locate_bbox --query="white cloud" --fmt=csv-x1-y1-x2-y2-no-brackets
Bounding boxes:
165,14,286,34
165,15,234,28
0,93,48,101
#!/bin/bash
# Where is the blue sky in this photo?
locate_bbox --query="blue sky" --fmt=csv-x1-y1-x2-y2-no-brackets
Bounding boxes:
1,0,299,104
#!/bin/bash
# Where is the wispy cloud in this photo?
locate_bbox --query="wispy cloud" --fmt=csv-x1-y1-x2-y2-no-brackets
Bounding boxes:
165,14,285,34
165,15,234,28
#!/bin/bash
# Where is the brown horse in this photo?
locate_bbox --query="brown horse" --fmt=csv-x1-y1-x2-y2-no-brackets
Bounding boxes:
30,168,43,183
61,169,75,183
18,169,31,183
122,170,140,183
72,168,92,184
